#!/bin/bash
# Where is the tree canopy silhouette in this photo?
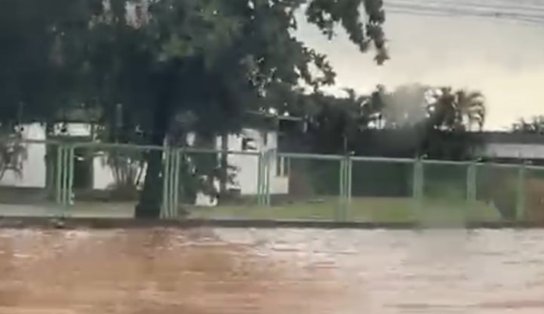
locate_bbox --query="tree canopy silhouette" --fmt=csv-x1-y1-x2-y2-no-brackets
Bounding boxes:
0,0,388,218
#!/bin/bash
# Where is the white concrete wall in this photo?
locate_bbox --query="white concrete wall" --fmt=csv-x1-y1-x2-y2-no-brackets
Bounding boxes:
1,124,289,205
214,129,289,195
52,123,92,137
0,123,102,189
218,130,259,195
92,153,117,190
480,143,544,159
270,155,289,195
0,123,46,188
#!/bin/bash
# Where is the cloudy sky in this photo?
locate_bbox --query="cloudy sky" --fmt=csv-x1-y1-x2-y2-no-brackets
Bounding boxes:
296,0,544,130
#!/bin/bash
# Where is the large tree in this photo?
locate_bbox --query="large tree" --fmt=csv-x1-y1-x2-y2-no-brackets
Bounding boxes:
1,0,388,218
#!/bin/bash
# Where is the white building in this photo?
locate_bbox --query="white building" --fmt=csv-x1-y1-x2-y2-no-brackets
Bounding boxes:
0,123,289,205
473,132,544,162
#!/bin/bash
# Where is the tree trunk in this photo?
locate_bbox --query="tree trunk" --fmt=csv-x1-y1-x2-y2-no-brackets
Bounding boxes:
135,86,171,219
44,123,55,198
219,132,228,201
134,59,195,218
135,145,164,218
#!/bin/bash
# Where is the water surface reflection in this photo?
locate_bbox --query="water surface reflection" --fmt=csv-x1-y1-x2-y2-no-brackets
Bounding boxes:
0,228,543,313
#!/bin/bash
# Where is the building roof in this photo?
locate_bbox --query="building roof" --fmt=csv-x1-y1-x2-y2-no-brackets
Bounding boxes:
470,132,544,144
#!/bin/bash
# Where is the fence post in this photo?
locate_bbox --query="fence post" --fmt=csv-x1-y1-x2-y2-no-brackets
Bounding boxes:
62,144,70,210
55,144,63,205
336,154,351,222
516,162,526,221
173,148,181,217
412,158,424,212
161,146,171,219
466,161,477,203
264,149,273,207
257,151,264,206
67,144,75,209
170,149,177,217
347,155,353,205
61,144,67,208
338,157,345,222
168,149,174,218
55,142,73,215
344,154,353,221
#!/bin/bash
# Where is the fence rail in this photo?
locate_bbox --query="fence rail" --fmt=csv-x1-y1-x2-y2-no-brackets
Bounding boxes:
0,140,542,222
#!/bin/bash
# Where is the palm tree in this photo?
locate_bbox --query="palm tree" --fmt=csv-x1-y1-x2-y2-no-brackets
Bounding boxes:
427,87,486,131
513,116,544,134
455,89,486,131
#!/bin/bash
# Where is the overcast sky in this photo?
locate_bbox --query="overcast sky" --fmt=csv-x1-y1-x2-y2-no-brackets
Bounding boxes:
296,1,544,130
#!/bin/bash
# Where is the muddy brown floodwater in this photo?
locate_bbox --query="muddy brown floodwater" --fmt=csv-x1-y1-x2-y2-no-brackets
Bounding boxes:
0,228,543,314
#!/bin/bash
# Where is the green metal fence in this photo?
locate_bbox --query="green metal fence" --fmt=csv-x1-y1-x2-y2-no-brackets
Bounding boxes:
0,140,541,222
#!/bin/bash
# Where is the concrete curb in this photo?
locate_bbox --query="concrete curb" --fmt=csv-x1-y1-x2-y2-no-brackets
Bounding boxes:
0,217,542,230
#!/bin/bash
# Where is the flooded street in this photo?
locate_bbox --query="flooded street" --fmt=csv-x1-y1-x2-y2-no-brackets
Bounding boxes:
0,228,543,313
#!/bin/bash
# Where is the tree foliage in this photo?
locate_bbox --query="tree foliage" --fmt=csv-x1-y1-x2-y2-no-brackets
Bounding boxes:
513,116,544,134
368,84,486,131
426,87,486,132
42,0,389,140
292,84,486,158
1,0,388,217
0,0,93,126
